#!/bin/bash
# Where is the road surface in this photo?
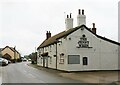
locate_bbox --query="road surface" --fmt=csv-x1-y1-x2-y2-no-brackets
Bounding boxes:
0,62,81,84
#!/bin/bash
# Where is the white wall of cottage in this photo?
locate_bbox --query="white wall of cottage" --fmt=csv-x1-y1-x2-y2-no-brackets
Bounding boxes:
37,27,119,71
62,27,118,71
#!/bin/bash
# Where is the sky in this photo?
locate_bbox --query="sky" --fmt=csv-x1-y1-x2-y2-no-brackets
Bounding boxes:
119,1,120,42
0,0,119,56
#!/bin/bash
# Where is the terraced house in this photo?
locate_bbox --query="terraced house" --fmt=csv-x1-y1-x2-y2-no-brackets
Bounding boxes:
37,9,120,71
0,46,21,63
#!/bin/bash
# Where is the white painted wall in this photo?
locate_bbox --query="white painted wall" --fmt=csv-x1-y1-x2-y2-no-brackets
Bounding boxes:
99,39,118,70
57,38,68,71
64,27,119,71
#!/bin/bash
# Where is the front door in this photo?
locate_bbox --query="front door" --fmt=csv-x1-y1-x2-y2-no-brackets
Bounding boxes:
43,57,45,67
45,57,48,68
43,57,48,68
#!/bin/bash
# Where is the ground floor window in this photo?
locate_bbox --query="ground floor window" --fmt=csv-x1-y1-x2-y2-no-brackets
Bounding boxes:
83,57,88,65
40,57,43,64
59,53,64,64
68,55,80,64
49,56,52,64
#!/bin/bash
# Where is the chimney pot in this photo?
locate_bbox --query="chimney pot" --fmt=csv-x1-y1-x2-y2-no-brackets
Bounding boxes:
67,15,69,18
93,23,95,28
70,13,72,18
48,31,51,38
82,9,84,15
78,9,81,15
92,23,96,34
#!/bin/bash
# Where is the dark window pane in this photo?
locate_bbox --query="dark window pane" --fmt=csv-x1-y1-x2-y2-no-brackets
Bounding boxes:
83,57,88,65
68,55,80,64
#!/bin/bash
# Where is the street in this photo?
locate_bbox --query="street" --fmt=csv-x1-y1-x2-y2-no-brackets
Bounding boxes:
1,62,81,84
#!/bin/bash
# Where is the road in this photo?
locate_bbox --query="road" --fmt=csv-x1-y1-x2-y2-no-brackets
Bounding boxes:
0,62,81,84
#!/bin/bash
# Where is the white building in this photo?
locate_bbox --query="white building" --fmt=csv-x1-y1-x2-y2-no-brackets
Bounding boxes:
37,9,120,71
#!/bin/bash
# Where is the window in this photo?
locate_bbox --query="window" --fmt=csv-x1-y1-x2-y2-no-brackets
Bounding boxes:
69,37,71,40
40,57,43,64
50,57,52,64
68,55,80,64
83,57,88,65
59,53,64,64
49,45,52,52
45,47,47,51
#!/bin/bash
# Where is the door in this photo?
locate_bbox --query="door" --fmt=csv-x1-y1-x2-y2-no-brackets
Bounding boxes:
43,57,45,67
45,57,48,68
43,57,48,68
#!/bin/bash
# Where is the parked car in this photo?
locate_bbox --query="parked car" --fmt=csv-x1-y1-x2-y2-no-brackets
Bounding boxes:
22,58,27,62
28,59,31,61
0,58,9,66
8,60,11,64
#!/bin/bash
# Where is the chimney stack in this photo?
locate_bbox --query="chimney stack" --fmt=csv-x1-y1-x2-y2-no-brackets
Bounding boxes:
48,31,51,38
65,13,73,30
77,9,86,26
46,31,51,39
92,23,97,34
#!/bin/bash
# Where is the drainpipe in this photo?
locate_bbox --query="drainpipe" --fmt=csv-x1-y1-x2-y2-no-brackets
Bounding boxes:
43,47,45,67
55,40,62,70
55,41,58,70
54,40,58,70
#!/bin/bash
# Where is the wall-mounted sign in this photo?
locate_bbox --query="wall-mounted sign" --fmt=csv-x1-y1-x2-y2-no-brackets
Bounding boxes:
77,35,89,48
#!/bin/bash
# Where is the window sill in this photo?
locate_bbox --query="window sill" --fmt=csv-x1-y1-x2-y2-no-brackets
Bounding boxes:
77,47,93,48
59,63,64,64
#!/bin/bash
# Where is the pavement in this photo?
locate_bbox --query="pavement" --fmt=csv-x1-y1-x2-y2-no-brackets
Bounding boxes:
28,63,120,85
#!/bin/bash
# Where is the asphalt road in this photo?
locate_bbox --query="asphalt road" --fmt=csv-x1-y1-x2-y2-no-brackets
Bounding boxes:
0,62,81,84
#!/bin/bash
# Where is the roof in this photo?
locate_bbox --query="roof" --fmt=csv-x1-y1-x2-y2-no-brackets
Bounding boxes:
0,48,3,52
1,46,20,54
37,25,120,49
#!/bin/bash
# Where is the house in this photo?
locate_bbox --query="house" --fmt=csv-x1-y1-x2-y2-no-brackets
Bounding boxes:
0,46,21,63
37,9,120,71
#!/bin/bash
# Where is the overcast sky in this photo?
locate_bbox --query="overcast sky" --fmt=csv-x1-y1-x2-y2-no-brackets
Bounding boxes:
0,0,119,56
